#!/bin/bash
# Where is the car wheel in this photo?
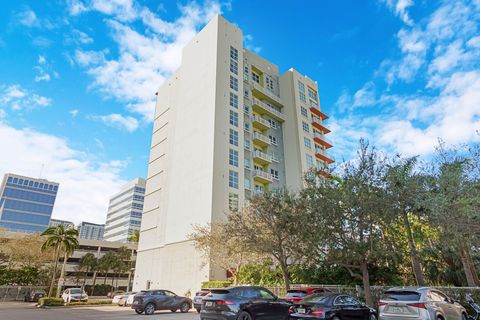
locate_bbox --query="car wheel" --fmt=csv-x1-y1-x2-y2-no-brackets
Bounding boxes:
170,309,177,312
333,316,341,320
135,309,143,314
144,303,155,315
180,302,190,313
370,314,378,320
237,311,252,320
463,313,468,320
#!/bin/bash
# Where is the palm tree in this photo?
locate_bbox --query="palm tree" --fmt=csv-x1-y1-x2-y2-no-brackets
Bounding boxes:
41,225,79,297
128,230,140,243
98,251,116,285
78,253,97,291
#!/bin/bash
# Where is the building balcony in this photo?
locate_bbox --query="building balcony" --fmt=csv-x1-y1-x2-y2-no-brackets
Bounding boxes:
253,131,271,147
313,132,333,149
253,150,272,165
251,82,283,107
311,119,331,134
251,98,285,122
315,149,335,164
310,107,328,121
252,115,271,131
253,170,273,184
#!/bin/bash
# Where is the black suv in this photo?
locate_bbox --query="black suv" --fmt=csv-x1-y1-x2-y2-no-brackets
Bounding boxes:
131,289,192,315
200,286,292,320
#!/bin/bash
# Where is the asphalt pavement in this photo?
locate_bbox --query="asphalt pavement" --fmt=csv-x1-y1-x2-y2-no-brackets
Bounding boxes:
0,302,199,320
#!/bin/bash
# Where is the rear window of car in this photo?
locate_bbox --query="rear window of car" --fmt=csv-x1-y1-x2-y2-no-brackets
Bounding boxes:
302,294,329,304
196,291,209,296
382,291,421,301
286,290,307,297
70,289,82,294
210,289,230,294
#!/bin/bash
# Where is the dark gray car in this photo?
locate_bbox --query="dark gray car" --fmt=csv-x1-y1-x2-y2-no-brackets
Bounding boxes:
379,287,467,320
131,289,192,315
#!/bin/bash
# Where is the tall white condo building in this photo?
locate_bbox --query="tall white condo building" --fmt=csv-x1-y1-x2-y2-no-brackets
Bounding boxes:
104,178,146,243
134,15,333,295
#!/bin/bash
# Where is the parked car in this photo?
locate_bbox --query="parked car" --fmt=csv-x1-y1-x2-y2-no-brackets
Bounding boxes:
61,288,88,303
24,289,47,302
289,293,377,320
194,289,210,313
118,292,137,306
131,289,192,315
200,286,292,320
112,292,125,304
108,289,125,298
126,292,137,306
284,288,331,304
379,287,467,320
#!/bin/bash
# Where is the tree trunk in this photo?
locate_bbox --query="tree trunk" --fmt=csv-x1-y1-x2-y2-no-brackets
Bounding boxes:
103,271,107,285
402,212,425,286
279,258,290,290
56,252,68,298
466,247,480,286
48,247,60,297
91,270,97,296
459,243,476,287
360,261,373,306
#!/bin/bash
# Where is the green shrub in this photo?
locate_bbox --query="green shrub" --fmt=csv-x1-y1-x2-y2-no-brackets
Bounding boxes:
201,280,233,289
38,297,64,306
66,299,112,306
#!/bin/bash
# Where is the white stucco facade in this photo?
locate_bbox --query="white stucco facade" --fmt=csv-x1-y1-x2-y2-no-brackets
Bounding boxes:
134,15,333,296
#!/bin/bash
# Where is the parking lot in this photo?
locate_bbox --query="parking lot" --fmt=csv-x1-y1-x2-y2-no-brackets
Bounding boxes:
0,302,199,320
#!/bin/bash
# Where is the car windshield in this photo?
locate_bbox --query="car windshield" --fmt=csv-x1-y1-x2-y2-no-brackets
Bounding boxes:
286,290,307,297
196,292,209,296
382,291,421,301
70,289,82,294
301,294,329,304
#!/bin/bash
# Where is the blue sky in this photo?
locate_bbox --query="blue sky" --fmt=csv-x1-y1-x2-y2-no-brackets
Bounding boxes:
0,0,479,224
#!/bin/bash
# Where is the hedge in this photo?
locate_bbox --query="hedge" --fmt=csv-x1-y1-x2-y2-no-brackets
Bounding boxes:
66,300,112,306
38,297,64,306
201,280,233,289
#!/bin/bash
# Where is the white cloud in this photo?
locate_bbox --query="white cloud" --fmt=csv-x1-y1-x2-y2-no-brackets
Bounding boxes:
65,29,94,45
72,0,225,121
94,113,139,132
67,0,88,15
16,9,40,28
69,109,79,117
244,34,262,53
0,123,126,224
0,84,51,111
38,55,46,65
333,0,480,159
380,0,414,25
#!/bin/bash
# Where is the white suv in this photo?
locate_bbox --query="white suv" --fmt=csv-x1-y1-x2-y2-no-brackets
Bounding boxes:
61,288,88,303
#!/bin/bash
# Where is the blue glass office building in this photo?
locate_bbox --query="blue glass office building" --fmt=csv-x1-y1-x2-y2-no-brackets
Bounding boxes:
0,173,59,233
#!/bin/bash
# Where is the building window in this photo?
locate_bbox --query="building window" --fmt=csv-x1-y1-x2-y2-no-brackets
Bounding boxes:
229,149,239,167
304,137,312,149
268,119,278,129
244,89,249,97
265,75,274,91
230,46,238,61
270,169,279,180
244,122,250,132
298,80,305,92
269,135,278,145
229,192,239,210
301,106,308,117
309,99,318,107
302,121,310,133
243,64,249,81
230,92,238,109
244,139,251,150
244,178,251,190
230,75,238,91
254,185,263,194
316,160,325,170
229,170,239,189
308,87,318,102
252,72,260,83
230,110,239,127
270,151,279,162
230,59,238,75
299,91,306,102
244,158,251,169
229,129,238,146
306,154,314,167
